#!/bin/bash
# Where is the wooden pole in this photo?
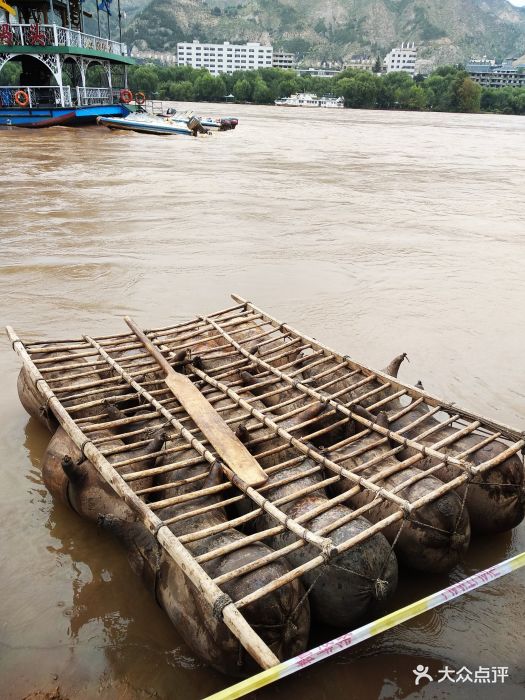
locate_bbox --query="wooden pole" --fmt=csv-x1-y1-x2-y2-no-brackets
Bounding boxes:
117,0,122,45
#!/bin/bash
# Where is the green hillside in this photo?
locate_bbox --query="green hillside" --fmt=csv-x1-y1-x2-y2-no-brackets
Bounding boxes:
123,0,525,66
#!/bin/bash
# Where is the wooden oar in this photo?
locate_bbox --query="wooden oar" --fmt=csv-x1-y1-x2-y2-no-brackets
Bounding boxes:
125,317,268,488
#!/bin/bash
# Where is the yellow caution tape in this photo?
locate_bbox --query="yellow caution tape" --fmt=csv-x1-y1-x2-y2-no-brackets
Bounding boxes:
204,551,525,700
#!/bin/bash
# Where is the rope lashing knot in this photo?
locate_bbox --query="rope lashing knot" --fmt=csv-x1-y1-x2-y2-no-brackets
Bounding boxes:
77,439,93,465
321,542,337,564
40,394,54,420
377,487,390,502
374,578,390,600
212,593,233,620
152,521,166,537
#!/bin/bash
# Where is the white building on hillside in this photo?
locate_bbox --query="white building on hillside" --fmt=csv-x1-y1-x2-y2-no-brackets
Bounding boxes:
467,57,525,88
131,48,177,65
296,67,343,78
273,51,295,69
384,42,417,75
176,40,273,75
346,54,374,72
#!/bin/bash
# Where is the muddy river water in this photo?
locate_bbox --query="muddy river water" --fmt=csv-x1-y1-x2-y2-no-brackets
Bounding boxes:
0,104,524,699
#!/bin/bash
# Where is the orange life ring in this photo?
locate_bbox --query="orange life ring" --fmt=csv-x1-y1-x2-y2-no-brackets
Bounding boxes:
120,89,133,104
135,91,146,105
14,89,30,108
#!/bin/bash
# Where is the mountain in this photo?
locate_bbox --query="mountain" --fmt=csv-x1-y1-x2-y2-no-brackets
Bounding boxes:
123,0,525,67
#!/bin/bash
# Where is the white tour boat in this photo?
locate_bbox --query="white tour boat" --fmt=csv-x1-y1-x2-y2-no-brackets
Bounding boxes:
274,93,345,109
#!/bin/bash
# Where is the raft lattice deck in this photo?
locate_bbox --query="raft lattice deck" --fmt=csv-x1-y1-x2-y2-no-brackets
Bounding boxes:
7,294,525,669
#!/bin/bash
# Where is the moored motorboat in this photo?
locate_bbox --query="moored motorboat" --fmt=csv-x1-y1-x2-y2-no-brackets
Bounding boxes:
200,116,239,130
97,113,201,136
163,108,238,131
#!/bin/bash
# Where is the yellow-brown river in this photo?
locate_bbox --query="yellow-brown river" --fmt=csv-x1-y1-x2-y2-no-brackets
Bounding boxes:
1,104,524,700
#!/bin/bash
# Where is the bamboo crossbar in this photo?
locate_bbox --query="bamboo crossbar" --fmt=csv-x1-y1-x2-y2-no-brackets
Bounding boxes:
230,295,525,442
189,363,414,512
202,312,524,476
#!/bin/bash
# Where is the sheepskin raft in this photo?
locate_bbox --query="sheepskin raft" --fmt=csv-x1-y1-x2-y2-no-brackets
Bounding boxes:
7,293,525,676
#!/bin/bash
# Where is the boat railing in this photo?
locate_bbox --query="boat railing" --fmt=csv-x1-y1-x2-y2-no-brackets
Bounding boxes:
75,86,116,106
0,23,127,57
0,84,72,108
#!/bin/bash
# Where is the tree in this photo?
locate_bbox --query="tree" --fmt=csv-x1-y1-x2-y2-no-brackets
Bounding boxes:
397,85,428,110
277,78,301,97
252,79,272,104
0,60,21,85
455,76,481,112
373,56,383,73
511,88,525,115
423,74,453,111
480,86,514,114
334,74,381,109
162,80,195,101
129,65,159,95
193,74,225,101
233,78,252,102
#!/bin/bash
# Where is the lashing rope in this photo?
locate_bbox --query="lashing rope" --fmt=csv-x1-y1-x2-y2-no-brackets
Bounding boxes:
212,593,233,620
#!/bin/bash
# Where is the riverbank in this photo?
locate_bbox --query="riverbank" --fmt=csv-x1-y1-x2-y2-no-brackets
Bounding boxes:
122,64,525,116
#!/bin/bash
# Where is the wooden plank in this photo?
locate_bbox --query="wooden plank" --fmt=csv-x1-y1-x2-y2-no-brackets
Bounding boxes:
124,316,268,488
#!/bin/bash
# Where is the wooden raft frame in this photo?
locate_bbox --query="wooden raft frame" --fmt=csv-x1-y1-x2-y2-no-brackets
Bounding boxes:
6,294,525,670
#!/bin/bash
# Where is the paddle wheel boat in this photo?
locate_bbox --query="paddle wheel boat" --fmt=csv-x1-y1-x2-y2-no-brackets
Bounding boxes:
0,0,134,127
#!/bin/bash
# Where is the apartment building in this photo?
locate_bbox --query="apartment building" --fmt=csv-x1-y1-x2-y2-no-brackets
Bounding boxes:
272,51,295,69
467,55,525,88
384,42,417,76
176,41,274,75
